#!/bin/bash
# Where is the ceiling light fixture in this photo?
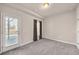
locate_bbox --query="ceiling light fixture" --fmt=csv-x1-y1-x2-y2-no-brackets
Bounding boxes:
43,3,49,8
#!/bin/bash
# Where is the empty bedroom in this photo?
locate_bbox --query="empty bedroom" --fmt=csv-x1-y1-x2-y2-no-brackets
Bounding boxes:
0,3,79,55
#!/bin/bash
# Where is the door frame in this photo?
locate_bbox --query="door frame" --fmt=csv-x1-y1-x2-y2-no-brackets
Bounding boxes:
1,12,21,52
33,19,42,41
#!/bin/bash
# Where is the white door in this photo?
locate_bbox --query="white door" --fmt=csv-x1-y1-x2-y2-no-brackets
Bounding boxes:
37,21,40,40
2,15,20,52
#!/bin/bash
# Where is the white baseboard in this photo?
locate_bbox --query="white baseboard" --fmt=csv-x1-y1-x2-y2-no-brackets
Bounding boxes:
43,38,77,47
20,41,33,47
76,42,79,49
1,41,33,54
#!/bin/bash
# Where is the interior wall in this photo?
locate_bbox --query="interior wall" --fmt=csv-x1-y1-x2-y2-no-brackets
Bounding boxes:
0,5,42,52
43,10,77,45
0,8,1,53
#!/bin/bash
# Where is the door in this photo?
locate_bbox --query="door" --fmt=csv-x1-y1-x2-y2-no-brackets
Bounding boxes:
33,20,42,41
37,21,42,40
33,20,37,41
39,21,42,39
2,16,20,52
37,21,40,40
5,17,18,47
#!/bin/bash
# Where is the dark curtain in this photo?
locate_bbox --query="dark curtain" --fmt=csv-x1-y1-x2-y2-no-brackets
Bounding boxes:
33,20,37,41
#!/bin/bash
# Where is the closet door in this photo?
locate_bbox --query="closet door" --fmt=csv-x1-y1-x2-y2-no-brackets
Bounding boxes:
33,20,42,41
33,20,37,41
37,21,40,40
39,21,42,39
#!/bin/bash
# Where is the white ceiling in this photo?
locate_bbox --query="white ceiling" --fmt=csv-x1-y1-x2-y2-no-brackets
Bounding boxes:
3,3,78,18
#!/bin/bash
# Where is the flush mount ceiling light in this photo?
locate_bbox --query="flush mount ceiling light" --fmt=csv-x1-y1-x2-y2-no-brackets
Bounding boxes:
43,3,49,8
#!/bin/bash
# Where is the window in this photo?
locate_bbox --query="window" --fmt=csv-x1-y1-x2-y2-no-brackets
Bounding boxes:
5,17,18,47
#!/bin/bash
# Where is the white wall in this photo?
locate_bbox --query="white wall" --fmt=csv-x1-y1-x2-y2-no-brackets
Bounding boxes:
0,7,1,53
76,5,79,48
0,5,42,52
43,10,77,45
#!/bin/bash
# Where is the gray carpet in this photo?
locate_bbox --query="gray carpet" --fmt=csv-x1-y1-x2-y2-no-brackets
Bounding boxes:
2,39,79,55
